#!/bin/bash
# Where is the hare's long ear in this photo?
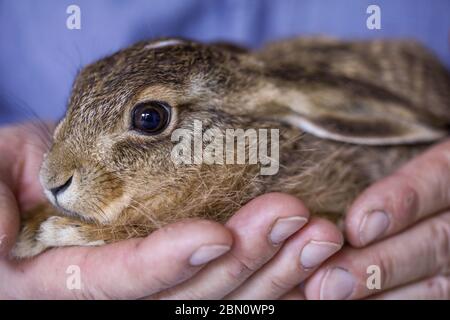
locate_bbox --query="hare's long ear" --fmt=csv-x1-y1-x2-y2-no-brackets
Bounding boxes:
253,85,447,145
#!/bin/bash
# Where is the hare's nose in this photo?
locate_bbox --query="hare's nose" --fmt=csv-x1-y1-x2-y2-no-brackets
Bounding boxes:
50,176,73,197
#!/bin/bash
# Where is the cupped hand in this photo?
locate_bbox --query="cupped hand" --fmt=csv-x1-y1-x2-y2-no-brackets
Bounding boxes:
301,139,450,300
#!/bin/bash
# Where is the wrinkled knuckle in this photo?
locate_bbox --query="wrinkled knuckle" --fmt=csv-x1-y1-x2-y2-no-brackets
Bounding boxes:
268,276,295,295
224,253,259,282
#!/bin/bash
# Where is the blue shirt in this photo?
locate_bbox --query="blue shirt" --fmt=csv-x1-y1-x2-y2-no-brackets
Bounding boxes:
1,0,449,124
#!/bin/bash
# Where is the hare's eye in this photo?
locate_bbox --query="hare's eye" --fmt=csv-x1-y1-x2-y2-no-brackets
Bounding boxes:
132,101,171,134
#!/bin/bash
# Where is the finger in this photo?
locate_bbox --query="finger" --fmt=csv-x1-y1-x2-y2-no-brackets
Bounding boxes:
226,218,343,299
346,139,450,247
370,275,450,300
305,210,450,300
151,193,310,299
0,181,20,256
0,220,232,299
279,286,306,300
0,123,49,256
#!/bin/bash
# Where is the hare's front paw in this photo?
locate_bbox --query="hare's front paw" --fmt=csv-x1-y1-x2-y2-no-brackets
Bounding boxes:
37,216,105,248
11,227,47,259
12,216,105,259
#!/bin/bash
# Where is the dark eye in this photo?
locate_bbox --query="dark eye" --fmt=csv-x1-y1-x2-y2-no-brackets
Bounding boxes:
131,101,171,134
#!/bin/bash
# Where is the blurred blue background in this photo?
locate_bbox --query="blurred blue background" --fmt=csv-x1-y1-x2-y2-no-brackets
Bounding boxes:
0,0,449,124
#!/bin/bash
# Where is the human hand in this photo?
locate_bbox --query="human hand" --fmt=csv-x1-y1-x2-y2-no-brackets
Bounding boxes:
0,122,231,299
152,192,343,300
0,123,344,299
301,139,450,300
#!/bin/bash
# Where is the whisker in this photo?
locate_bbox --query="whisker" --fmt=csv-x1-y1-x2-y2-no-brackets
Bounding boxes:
129,198,161,228
92,199,110,222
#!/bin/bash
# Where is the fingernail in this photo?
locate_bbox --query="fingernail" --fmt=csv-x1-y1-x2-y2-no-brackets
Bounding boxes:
269,216,308,245
189,244,231,266
300,241,341,269
320,267,355,300
359,211,389,245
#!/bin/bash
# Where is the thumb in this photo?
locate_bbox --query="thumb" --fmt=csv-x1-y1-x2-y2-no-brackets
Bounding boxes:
0,180,20,257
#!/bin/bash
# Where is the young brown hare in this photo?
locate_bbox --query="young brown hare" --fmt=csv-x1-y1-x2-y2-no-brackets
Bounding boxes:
13,37,450,258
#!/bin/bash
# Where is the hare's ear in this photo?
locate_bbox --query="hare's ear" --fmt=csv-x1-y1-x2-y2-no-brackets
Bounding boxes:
211,41,249,54
254,86,447,145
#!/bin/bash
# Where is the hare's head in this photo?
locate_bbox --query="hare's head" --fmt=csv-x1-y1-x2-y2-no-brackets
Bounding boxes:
38,38,271,225
39,38,446,225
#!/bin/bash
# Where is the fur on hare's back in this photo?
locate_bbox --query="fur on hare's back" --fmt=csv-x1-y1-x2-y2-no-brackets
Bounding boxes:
13,37,450,258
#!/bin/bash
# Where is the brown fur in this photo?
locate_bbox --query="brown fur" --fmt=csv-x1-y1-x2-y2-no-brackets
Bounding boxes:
12,37,449,258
